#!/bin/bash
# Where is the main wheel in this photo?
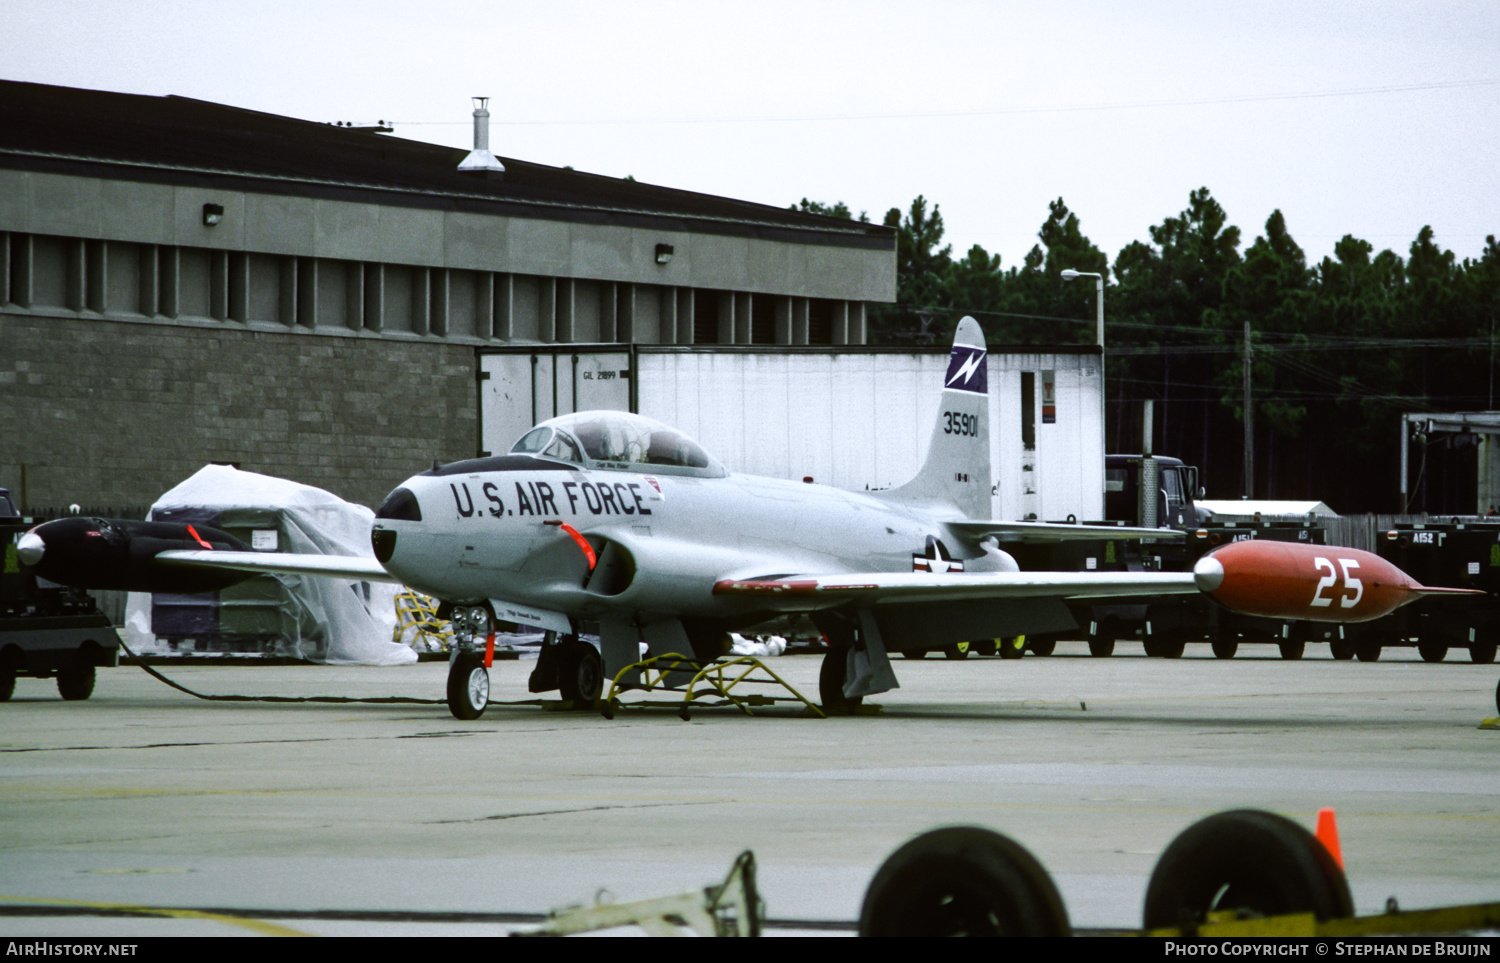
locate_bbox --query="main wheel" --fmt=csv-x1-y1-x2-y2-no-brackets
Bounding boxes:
559,638,604,706
1355,642,1382,662
1417,642,1448,663
1330,639,1355,661
1088,635,1115,658
860,826,1070,936
819,648,862,714
997,636,1026,660
1027,638,1056,657
1143,809,1354,931
902,649,929,660
0,663,16,702
447,652,490,720
1471,642,1498,665
943,641,971,660
972,640,998,657
1211,639,1238,659
57,661,95,701
1279,641,1306,661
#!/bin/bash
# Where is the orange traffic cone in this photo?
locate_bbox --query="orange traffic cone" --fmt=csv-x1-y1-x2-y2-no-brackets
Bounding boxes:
1316,807,1344,870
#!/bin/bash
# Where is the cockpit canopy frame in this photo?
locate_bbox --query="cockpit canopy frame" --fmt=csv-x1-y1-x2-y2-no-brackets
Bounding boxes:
511,412,727,478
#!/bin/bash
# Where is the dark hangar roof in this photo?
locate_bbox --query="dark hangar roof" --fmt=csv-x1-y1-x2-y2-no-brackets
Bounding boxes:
0,79,893,250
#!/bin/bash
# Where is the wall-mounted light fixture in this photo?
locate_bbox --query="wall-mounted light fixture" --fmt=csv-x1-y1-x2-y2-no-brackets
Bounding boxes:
655,243,674,266
202,203,224,226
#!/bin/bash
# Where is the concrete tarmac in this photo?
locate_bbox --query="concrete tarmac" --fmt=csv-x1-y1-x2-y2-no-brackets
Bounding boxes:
2,641,1497,936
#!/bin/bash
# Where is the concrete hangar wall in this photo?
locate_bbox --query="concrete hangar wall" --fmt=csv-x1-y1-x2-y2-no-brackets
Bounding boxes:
0,81,896,512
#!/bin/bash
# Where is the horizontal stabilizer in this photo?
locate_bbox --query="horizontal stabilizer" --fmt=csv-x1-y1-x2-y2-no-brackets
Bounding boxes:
157,550,400,584
949,520,1185,543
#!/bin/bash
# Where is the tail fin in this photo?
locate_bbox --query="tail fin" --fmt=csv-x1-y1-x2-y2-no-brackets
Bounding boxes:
877,316,992,518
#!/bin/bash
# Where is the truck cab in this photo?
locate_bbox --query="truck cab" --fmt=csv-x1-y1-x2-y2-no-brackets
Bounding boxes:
1105,455,1213,529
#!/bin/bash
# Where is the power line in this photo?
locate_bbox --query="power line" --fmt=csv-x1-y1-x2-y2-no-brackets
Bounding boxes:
379,78,1500,128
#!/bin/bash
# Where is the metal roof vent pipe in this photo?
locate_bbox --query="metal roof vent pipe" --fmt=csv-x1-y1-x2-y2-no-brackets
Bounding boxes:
458,97,505,175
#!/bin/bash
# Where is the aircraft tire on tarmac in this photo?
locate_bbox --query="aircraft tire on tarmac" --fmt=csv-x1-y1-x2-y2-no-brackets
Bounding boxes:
859,826,1070,937
1355,642,1382,662
558,638,604,706
1027,638,1056,657
0,655,16,702
943,642,970,660
1142,809,1354,931
818,648,862,715
1471,642,1498,664
997,636,1026,660
901,649,928,660
971,640,998,657
1330,639,1355,660
1279,640,1306,661
56,660,95,701
1151,632,1186,659
447,653,489,721
1211,639,1238,659
1418,642,1448,663
1088,635,1115,658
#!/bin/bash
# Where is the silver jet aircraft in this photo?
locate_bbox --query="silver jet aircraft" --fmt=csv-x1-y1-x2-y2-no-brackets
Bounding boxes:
71,316,1216,718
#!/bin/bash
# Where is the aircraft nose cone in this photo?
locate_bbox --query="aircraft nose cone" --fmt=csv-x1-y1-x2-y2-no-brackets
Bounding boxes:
16,530,45,567
1193,554,1224,593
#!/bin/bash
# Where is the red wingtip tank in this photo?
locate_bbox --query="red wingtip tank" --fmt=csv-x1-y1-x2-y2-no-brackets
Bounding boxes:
1192,539,1482,623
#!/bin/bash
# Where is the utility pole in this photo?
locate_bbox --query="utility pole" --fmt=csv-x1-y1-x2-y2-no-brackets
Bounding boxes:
1243,321,1254,499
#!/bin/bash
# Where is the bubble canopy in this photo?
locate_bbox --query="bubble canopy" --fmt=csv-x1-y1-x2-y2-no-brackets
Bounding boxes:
510,412,726,478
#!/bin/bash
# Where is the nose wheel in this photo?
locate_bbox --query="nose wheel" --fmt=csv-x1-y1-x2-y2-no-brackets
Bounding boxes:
446,605,493,720
448,652,490,720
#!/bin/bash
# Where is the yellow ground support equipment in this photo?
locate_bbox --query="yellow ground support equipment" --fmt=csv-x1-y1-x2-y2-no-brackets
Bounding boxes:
523,851,761,937
392,589,452,652
599,653,825,720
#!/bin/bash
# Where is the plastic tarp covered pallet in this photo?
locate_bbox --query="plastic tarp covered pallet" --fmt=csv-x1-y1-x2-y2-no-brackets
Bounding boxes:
123,465,412,665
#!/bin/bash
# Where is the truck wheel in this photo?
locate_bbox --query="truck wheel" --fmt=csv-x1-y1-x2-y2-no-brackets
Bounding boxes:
1417,642,1447,663
819,648,862,714
972,640,998,657
1470,643,1497,665
1278,641,1305,661
1329,639,1355,661
1355,642,1382,662
1143,809,1353,931
446,653,489,721
1088,635,1115,657
860,826,1070,936
943,642,970,660
1151,632,1185,659
997,636,1026,660
57,661,95,701
902,649,928,660
1211,640,1238,659
1027,638,1056,657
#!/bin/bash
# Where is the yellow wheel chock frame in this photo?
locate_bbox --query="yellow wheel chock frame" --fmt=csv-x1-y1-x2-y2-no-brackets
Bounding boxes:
600,652,825,720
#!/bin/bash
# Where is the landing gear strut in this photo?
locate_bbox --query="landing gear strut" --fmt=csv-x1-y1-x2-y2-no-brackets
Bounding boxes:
446,605,493,721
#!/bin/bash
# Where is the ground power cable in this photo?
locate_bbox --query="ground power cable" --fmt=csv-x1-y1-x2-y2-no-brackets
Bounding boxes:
116,636,444,706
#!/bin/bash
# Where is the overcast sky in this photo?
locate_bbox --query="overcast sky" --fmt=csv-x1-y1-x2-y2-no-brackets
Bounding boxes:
6,0,1498,274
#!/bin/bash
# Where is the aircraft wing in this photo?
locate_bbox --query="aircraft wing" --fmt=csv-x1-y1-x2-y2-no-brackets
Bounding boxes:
949,520,1184,543
714,570,1200,605
156,550,402,584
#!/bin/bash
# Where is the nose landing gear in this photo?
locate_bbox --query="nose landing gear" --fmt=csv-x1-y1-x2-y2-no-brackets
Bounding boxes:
446,605,494,721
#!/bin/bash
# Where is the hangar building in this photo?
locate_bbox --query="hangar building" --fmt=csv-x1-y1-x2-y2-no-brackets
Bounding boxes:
0,81,894,510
